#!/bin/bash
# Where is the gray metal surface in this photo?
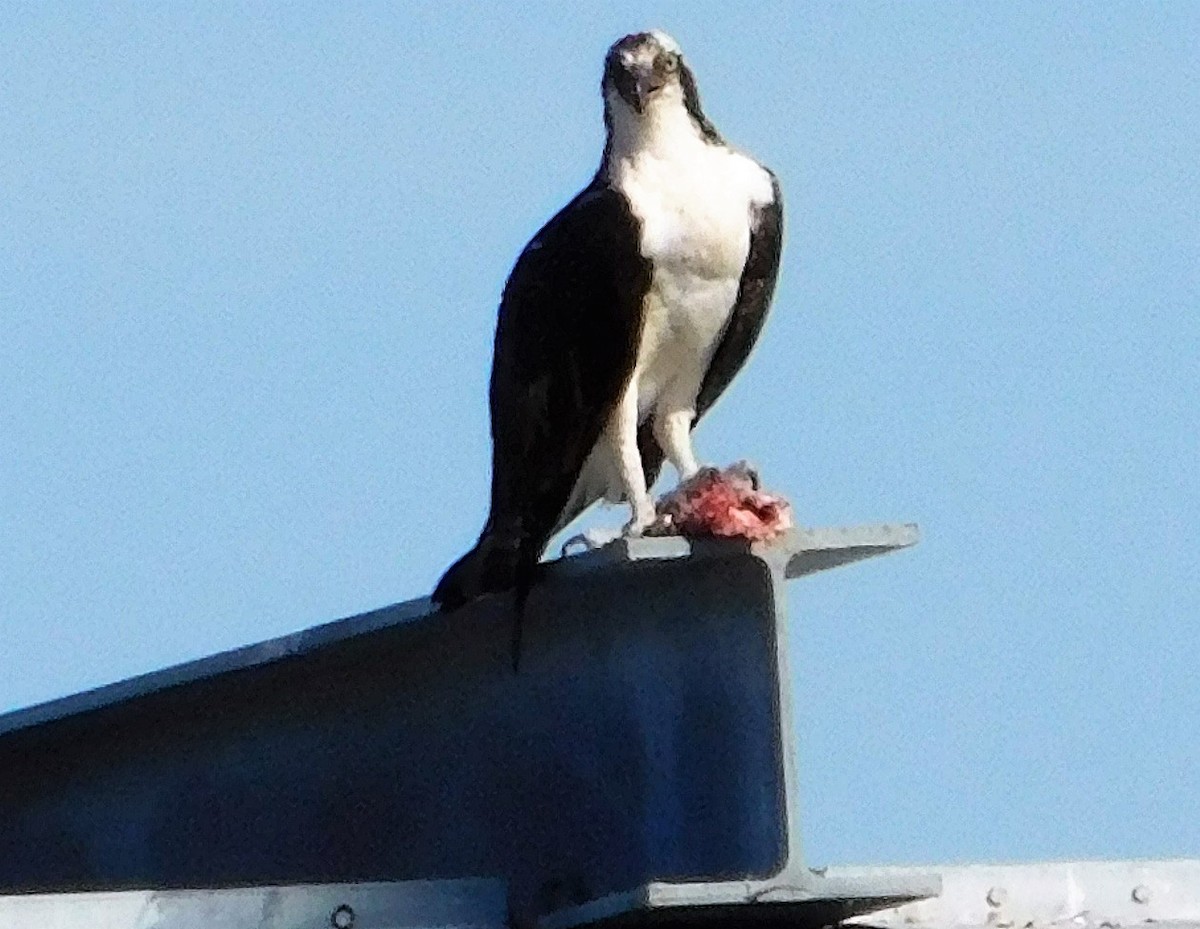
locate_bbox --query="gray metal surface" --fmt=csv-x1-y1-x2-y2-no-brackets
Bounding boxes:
0,878,507,929
778,524,919,579
0,525,923,928
0,525,915,741
839,859,1200,929
557,525,920,582
8,859,1195,929
540,871,937,929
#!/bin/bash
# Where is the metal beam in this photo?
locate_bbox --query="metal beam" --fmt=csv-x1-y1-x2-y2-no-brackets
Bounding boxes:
0,526,926,928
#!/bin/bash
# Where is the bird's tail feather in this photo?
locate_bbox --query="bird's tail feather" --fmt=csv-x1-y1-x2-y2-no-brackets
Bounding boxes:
431,530,526,611
433,529,537,672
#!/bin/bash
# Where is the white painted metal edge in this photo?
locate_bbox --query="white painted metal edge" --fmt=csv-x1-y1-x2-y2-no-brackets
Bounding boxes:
0,878,508,929
838,859,1200,929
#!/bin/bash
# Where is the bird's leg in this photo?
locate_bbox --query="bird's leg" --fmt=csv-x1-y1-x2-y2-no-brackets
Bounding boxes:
654,405,700,481
609,383,655,536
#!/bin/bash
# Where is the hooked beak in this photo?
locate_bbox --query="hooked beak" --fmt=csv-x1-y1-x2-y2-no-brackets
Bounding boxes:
632,66,666,113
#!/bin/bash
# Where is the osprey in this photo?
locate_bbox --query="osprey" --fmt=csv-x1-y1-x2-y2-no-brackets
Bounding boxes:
433,30,783,610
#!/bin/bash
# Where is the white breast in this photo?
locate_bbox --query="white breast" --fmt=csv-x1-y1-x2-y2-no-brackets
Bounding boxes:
612,137,775,419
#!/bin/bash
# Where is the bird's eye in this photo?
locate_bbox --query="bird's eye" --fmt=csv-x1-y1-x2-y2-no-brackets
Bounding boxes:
662,53,680,72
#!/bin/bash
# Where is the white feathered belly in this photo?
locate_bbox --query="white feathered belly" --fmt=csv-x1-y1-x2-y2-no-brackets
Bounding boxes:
556,140,774,529
632,271,741,424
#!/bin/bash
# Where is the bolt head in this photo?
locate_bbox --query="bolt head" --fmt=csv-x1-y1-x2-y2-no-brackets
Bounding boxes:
331,904,356,929
1132,885,1151,904
987,886,1008,908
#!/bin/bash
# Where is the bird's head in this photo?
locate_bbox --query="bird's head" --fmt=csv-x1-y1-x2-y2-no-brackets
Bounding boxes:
601,31,721,146
603,31,685,115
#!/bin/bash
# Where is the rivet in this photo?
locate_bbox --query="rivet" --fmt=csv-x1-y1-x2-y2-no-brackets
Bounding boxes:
987,886,1008,907
1132,885,1151,904
331,904,356,929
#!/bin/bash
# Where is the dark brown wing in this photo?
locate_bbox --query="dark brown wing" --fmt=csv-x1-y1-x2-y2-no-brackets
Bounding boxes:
433,183,650,609
488,184,651,548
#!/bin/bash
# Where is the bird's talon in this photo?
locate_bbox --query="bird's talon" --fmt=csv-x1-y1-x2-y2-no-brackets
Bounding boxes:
561,527,622,556
728,459,761,490
622,506,657,538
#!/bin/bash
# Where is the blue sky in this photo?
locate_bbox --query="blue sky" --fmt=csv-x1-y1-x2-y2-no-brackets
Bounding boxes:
2,3,1197,868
